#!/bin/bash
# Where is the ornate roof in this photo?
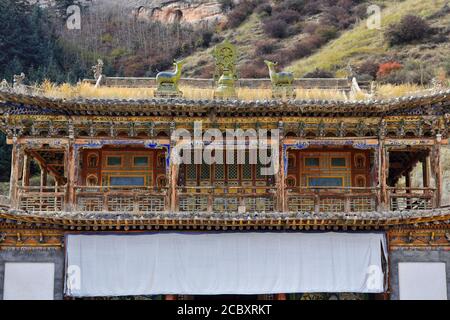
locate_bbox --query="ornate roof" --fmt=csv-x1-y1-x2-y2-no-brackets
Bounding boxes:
1,207,450,231
1,89,450,117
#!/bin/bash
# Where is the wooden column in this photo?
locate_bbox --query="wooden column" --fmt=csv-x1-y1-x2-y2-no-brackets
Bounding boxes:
66,143,78,211
40,167,48,190
405,170,411,191
405,170,411,209
169,158,179,212
379,140,389,210
422,156,429,188
431,134,442,208
276,121,285,212
277,144,286,212
21,152,30,187
9,142,23,209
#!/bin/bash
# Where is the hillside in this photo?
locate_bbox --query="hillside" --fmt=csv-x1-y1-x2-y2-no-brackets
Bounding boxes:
287,0,450,77
2,0,450,84
181,0,450,82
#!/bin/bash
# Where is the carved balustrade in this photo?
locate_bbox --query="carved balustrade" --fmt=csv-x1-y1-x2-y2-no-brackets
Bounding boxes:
176,186,277,213
18,185,66,213
388,187,435,211
75,186,167,213
286,186,379,213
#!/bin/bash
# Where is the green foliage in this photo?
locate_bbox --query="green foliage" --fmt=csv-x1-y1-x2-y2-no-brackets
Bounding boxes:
0,133,11,182
0,0,90,83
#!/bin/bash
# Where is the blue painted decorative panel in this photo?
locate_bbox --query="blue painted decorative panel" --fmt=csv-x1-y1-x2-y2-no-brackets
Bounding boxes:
110,177,145,186
308,177,343,187
107,156,122,166
331,158,346,167
305,158,319,166
134,156,149,166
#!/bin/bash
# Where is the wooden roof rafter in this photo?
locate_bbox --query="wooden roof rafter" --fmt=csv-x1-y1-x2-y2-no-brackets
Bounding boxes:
27,150,66,184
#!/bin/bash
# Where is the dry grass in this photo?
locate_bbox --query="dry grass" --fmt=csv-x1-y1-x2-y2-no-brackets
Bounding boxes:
39,80,435,101
41,80,155,99
375,83,425,99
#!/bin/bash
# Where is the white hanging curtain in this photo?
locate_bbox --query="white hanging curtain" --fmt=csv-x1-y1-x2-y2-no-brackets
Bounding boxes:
65,232,386,297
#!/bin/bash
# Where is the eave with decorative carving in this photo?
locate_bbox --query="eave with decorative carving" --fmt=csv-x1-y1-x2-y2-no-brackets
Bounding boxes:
1,207,450,232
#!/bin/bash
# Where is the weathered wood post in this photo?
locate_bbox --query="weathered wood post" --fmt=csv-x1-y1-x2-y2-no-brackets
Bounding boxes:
422,155,430,188
276,121,285,212
9,142,23,209
66,143,78,212
40,166,48,191
169,122,179,212
21,152,30,187
431,134,442,208
379,140,389,211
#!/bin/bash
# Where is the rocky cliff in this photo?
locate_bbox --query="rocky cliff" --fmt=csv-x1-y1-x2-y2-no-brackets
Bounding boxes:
134,1,224,24
30,0,226,25
94,0,225,24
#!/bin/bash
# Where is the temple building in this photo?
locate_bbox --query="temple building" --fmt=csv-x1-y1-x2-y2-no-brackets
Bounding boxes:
0,50,449,299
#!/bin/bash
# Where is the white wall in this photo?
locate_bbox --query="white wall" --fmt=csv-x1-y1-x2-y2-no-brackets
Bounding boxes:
398,262,447,300
3,263,55,300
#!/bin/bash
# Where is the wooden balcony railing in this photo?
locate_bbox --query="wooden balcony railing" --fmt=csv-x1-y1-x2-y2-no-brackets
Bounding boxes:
75,186,168,213
18,185,66,213
388,187,435,211
176,186,277,213
286,187,379,213
14,185,437,215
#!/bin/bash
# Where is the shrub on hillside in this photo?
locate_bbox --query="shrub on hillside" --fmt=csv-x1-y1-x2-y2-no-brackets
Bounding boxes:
377,62,402,78
303,22,320,35
255,3,272,16
255,40,278,55
356,60,380,80
271,9,301,24
303,68,334,78
385,15,431,46
277,0,306,13
286,43,313,60
315,25,338,42
240,60,268,78
224,0,259,29
219,0,234,11
302,1,321,15
322,6,355,29
378,60,434,85
263,19,289,38
285,34,324,60
196,30,214,48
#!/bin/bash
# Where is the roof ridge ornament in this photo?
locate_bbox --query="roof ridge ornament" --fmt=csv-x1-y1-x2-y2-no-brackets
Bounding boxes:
13,73,26,93
155,59,184,98
92,59,104,88
213,39,237,99
264,60,295,100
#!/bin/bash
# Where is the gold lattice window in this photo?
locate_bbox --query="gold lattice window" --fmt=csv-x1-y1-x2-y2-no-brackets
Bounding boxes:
186,163,197,181
200,162,211,180
215,164,225,180
242,161,252,180
228,163,238,180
